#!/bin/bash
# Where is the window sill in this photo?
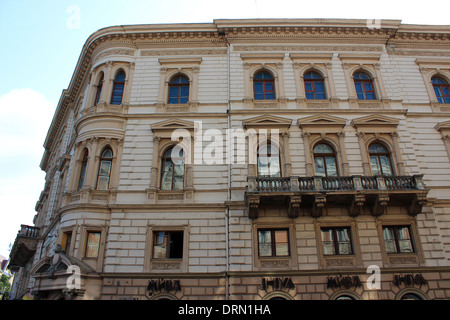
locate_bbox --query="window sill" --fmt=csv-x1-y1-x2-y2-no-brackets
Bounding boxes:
146,188,195,202
322,255,356,268
386,253,419,266
150,259,184,272
256,256,293,270
156,101,199,113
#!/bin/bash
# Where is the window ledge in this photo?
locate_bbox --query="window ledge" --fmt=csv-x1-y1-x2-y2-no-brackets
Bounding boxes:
156,101,199,112
256,257,293,270
387,253,419,266
322,255,356,268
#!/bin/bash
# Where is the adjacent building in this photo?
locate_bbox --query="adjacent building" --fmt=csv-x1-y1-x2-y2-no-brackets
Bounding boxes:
8,18,450,300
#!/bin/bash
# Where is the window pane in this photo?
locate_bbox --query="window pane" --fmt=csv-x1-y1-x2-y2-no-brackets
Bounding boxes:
305,82,313,91
306,92,315,100
99,160,111,176
314,157,326,176
168,231,184,259
314,143,333,154
434,86,443,97
383,227,397,253
173,161,184,190
97,176,110,191
274,230,289,256
379,156,393,176
325,157,337,176
161,160,174,190
336,229,352,255
268,156,281,177
258,230,272,257
153,232,167,259
397,227,413,253
85,232,101,258
265,92,275,100
321,229,335,255
370,156,381,175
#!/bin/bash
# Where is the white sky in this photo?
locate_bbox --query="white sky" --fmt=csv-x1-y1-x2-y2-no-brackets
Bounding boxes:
0,0,449,258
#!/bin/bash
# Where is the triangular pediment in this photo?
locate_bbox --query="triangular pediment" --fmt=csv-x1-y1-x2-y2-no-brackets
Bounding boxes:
150,119,195,132
243,115,292,129
351,114,400,127
435,120,450,133
298,115,347,127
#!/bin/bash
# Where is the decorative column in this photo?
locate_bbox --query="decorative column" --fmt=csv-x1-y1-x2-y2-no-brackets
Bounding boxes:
282,132,292,177
149,136,161,190
356,132,371,176
302,131,314,176
84,137,99,188
443,135,450,159
338,131,350,176
391,131,406,176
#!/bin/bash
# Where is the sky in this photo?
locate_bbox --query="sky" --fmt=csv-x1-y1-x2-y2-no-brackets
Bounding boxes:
0,0,449,259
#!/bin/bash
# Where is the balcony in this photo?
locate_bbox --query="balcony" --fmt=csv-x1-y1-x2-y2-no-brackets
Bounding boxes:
8,225,40,271
246,175,428,219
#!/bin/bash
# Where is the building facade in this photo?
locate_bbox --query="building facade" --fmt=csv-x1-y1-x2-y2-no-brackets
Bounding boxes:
8,19,450,300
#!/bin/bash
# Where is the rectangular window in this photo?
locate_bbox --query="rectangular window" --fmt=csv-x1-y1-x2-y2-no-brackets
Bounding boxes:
258,229,290,257
383,226,414,253
85,231,101,258
321,227,353,255
153,231,184,259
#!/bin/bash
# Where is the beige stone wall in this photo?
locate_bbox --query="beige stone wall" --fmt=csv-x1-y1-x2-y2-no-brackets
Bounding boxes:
27,19,450,300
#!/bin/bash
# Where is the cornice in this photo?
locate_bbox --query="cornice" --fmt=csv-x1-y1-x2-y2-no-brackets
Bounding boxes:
41,19,450,170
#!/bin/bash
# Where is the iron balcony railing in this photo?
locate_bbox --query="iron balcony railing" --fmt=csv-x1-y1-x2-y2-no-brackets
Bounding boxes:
248,175,426,193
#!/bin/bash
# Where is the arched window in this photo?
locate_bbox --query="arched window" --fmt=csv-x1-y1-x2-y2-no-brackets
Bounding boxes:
78,150,88,190
110,71,125,105
257,143,281,177
97,147,113,190
353,72,376,100
94,73,104,106
254,71,275,100
304,71,326,99
432,76,450,104
161,147,185,190
313,143,338,177
168,75,189,104
369,143,393,176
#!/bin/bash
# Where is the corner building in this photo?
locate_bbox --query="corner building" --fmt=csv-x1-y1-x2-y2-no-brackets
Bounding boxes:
8,19,450,300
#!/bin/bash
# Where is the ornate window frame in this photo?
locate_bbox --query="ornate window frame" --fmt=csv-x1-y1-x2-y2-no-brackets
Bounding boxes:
147,119,195,202
416,58,450,111
144,224,190,273
351,114,404,176
252,220,297,271
242,115,292,177
290,53,336,108
85,60,135,113
376,218,424,267
297,115,348,176
67,137,123,203
79,224,108,272
241,53,286,109
156,57,201,112
339,53,389,109
314,220,362,269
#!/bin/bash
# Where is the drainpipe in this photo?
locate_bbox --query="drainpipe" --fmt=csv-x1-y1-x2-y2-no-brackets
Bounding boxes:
225,30,231,301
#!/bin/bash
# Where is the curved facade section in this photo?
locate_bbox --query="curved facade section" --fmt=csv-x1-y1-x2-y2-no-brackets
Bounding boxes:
7,18,450,301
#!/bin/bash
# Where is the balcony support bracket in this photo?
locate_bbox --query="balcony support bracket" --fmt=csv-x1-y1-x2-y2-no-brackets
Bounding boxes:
349,194,365,217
